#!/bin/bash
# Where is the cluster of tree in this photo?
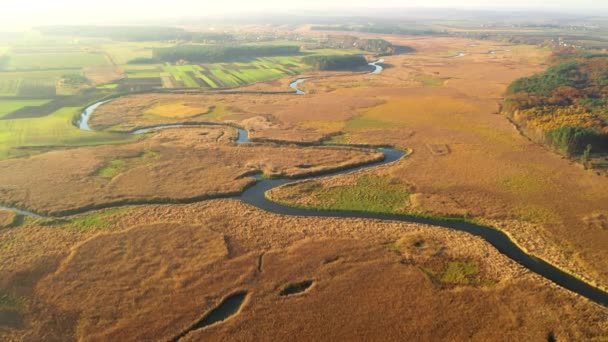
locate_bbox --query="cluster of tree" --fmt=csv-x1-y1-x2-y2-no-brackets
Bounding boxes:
506,52,608,110
504,48,608,155
301,55,368,71
545,126,603,155
36,26,234,43
152,45,301,63
309,36,395,55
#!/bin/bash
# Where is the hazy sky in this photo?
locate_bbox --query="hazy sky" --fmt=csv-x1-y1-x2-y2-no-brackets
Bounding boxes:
1,0,606,28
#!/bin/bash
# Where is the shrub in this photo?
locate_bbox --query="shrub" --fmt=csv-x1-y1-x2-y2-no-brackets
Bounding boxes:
301,54,367,71
545,126,601,155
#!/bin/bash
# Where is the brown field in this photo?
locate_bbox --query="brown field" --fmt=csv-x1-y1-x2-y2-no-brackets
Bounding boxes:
0,126,382,215
2,34,608,340
90,90,384,143
1,200,606,341
255,36,608,291
53,35,608,290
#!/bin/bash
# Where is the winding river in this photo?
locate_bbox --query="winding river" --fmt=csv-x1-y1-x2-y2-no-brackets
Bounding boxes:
4,58,608,308
289,59,384,94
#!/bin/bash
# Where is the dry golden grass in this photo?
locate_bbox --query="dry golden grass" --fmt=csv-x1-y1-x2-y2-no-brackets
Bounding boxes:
0,210,16,228
0,126,382,215
0,200,605,341
90,94,233,131
1,35,607,341
250,36,608,291
48,36,608,290
145,102,212,118
91,90,383,142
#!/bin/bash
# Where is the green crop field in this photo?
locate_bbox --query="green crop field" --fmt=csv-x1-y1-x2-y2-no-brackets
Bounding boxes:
0,107,134,159
0,69,81,96
0,99,52,118
7,52,110,70
0,38,368,158
158,56,307,89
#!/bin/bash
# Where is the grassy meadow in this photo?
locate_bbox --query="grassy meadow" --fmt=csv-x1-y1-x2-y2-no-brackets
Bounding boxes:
0,107,133,159
0,99,52,118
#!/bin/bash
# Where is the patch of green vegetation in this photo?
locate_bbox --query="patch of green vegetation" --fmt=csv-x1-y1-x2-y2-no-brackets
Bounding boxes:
415,74,444,87
440,261,479,285
97,149,160,178
0,107,135,160
62,208,128,233
97,159,127,178
198,104,231,120
384,241,402,254
0,99,52,118
345,116,395,131
96,83,118,89
420,259,490,287
307,175,410,213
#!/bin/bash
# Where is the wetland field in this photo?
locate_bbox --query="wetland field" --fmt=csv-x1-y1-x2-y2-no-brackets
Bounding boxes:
1,8,608,341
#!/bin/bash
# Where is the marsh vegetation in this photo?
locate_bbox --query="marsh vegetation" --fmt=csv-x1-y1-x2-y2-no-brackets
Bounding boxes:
1,11,608,341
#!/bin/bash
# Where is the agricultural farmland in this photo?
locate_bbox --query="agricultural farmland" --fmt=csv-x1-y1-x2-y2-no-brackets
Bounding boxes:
0,99,51,118
161,57,304,88
6,52,110,70
0,106,133,159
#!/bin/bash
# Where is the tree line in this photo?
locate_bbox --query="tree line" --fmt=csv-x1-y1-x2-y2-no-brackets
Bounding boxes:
309,36,396,55
152,45,301,63
504,47,608,156
301,55,368,71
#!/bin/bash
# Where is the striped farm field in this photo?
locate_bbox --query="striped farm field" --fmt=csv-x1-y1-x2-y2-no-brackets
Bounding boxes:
158,56,308,89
